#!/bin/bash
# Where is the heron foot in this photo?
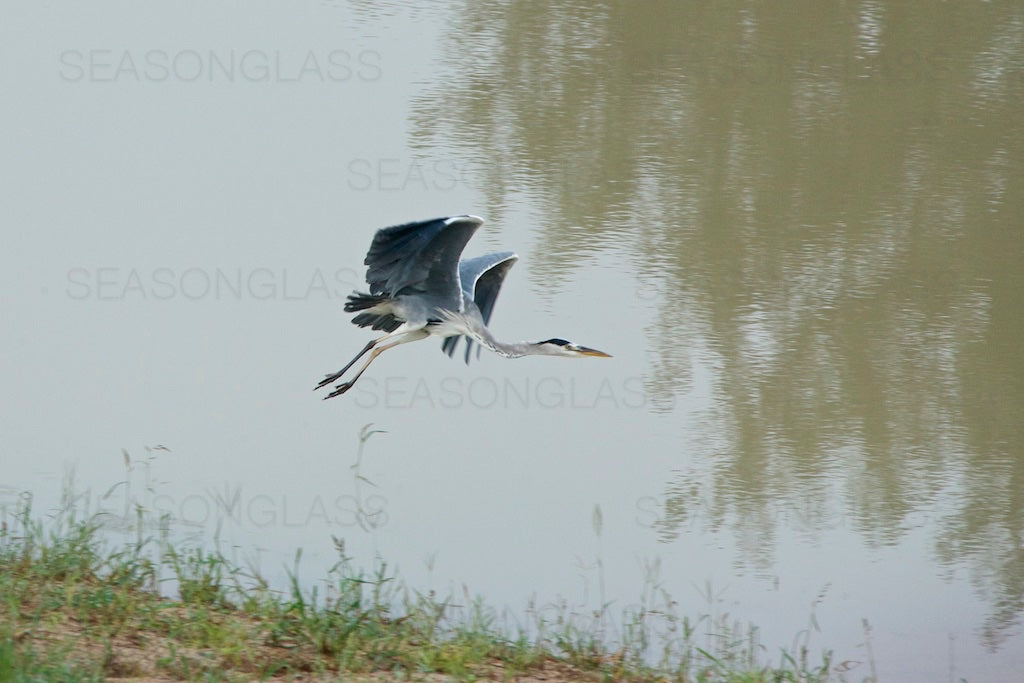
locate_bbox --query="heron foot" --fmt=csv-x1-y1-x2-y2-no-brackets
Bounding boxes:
323,382,353,400
315,373,342,391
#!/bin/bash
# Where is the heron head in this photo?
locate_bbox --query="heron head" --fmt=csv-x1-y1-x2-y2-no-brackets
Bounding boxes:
536,338,612,358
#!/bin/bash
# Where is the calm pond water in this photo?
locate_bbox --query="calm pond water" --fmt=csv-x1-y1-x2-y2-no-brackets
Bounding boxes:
2,2,1022,680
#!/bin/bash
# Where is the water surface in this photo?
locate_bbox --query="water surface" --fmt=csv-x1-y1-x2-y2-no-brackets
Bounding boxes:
1,2,1021,680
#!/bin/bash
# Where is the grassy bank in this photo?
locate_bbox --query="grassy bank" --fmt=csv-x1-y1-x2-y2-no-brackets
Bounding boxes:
0,493,854,682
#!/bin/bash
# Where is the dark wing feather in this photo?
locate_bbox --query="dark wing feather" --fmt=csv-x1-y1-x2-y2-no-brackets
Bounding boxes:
363,216,483,304
441,252,518,363
470,253,518,326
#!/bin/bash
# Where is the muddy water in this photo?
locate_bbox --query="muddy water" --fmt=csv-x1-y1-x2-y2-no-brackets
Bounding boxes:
2,2,1021,680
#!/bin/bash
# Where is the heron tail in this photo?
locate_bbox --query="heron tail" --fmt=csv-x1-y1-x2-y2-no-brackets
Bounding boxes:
344,291,389,313
345,292,403,332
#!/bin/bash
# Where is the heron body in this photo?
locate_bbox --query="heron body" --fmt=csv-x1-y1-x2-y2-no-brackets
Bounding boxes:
315,215,610,399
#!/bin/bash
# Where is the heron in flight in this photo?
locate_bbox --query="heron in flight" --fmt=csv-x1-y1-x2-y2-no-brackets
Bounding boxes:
315,215,610,399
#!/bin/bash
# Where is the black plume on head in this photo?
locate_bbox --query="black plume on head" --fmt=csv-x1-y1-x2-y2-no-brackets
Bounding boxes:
539,338,571,346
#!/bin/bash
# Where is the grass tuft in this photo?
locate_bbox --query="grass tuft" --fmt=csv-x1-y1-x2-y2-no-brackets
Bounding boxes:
0,486,863,682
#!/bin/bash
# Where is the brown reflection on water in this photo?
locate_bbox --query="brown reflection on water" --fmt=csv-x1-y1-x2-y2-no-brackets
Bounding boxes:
409,1,1024,648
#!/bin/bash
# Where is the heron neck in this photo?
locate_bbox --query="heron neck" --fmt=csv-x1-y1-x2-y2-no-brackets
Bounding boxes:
470,324,543,359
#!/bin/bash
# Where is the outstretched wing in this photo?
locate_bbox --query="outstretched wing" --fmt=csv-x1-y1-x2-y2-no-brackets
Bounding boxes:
464,252,518,326
441,252,518,363
363,215,483,306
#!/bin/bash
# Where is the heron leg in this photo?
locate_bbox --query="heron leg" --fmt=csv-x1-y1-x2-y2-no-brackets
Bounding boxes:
323,329,429,399
315,336,383,390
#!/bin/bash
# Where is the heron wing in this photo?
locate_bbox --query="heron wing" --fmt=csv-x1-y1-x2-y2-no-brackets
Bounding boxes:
441,252,518,363
363,215,483,306
463,252,518,326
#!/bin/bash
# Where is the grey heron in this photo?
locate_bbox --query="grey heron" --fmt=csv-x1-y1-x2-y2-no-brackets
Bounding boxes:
315,215,610,399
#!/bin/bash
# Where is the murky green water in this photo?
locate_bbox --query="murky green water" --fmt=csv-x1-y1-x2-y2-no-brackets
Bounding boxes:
2,1,1021,680
414,0,1024,659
